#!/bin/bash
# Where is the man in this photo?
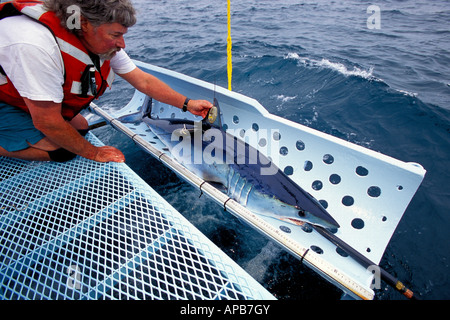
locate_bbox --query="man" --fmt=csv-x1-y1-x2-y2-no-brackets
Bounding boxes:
0,0,212,163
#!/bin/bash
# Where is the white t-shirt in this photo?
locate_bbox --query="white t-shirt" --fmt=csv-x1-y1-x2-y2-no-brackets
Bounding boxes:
0,15,136,103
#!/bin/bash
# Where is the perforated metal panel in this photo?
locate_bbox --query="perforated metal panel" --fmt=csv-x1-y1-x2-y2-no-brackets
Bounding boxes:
0,133,275,300
105,61,426,299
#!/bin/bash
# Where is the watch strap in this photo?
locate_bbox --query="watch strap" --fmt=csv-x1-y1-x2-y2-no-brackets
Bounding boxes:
182,98,190,112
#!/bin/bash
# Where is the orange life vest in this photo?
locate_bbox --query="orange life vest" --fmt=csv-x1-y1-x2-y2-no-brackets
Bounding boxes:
0,0,114,120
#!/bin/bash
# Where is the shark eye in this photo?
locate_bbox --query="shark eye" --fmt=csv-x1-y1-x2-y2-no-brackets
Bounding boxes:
298,210,306,217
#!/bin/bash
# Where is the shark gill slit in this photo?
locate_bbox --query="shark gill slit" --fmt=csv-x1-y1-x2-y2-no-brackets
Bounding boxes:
234,177,246,203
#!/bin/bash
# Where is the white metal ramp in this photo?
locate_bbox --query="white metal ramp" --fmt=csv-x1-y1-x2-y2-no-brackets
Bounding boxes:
89,61,426,300
0,133,275,300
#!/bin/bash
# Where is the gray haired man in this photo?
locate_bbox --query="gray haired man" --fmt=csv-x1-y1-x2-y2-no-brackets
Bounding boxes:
0,0,212,162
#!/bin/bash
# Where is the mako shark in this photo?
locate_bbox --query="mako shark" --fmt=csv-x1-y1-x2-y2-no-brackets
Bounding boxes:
118,100,340,230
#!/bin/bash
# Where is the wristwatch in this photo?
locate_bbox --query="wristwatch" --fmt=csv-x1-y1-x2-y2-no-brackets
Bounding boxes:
182,97,190,112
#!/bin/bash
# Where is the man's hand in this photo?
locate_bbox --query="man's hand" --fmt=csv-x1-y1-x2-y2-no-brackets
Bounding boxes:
94,146,125,163
187,99,213,118
25,98,125,163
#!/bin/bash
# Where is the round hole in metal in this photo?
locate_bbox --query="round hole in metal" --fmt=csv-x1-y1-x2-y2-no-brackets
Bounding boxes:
279,146,289,156
356,166,369,176
233,115,239,124
304,160,313,171
310,245,323,254
279,225,291,233
351,218,365,229
296,140,305,151
367,186,381,198
336,247,349,257
301,224,313,233
258,138,267,147
329,174,341,185
342,196,354,206
323,154,334,164
284,166,294,176
273,131,281,141
319,200,328,209
312,180,323,191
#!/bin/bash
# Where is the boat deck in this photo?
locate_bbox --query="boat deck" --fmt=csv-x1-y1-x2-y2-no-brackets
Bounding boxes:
0,133,274,300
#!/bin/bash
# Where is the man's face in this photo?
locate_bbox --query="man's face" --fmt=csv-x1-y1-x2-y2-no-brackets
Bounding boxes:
80,21,128,60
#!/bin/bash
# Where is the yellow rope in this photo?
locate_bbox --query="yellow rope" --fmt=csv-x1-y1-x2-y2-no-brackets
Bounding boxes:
227,0,232,91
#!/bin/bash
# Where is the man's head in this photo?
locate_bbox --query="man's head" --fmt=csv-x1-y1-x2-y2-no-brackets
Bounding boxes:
44,0,136,59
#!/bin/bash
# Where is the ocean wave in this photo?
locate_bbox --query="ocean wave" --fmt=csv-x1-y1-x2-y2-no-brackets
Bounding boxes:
274,94,297,103
285,53,377,80
396,89,419,98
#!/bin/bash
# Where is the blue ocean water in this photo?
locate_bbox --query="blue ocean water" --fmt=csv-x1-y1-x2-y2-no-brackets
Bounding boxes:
96,0,450,300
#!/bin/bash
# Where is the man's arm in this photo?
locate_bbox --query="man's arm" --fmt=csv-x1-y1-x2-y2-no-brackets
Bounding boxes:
118,67,213,118
24,98,125,163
